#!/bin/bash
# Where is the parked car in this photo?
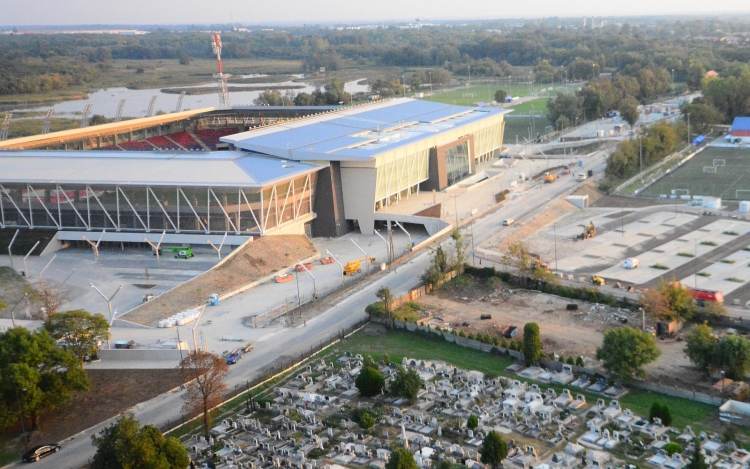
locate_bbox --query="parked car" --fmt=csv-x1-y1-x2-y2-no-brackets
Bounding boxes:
22,443,61,462
226,350,243,365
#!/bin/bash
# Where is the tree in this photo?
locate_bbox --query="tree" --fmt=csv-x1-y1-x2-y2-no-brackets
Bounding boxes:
0,326,89,430
376,286,393,322
386,447,419,469
663,442,682,457
91,415,189,469
642,279,695,323
390,366,423,401
44,310,110,367
685,323,718,371
451,229,467,273
494,89,507,103
649,402,662,423
502,240,535,276
178,52,191,66
179,351,229,438
479,430,508,468
715,335,750,380
682,103,725,134
89,114,108,126
619,95,640,128
522,322,542,366
546,92,581,127
355,366,385,397
596,326,661,383
421,246,449,288
467,414,478,430
686,62,706,91
360,412,375,429
686,437,708,469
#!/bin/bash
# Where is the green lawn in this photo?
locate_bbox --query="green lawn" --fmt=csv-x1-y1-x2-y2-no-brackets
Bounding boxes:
505,97,550,115
639,146,750,200
503,116,552,143
424,83,559,106
324,328,515,375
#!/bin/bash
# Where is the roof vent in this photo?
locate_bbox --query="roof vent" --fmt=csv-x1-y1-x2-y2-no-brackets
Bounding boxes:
282,164,294,168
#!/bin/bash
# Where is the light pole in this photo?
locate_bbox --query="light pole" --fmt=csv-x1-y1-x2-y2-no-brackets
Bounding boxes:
639,136,643,181
15,387,28,453
326,249,344,283
553,223,558,270
90,283,123,348
687,112,691,145
467,66,471,88
671,69,675,91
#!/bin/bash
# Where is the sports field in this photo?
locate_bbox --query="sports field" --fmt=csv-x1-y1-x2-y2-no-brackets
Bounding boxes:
639,146,750,200
424,83,559,106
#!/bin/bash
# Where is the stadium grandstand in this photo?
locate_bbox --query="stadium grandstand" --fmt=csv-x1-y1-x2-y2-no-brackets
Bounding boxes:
0,99,508,251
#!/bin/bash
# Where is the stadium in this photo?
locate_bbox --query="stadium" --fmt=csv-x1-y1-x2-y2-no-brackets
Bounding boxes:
0,98,509,251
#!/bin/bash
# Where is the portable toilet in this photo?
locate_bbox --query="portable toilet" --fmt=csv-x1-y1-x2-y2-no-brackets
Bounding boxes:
578,160,583,167
209,294,219,306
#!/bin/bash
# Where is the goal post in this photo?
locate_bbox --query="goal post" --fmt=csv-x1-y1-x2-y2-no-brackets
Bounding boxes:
703,166,717,173
672,189,690,196
713,159,726,167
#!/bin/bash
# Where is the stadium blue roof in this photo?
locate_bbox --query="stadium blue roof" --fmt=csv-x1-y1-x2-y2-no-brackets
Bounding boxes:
0,150,322,188
222,98,511,162
731,117,750,131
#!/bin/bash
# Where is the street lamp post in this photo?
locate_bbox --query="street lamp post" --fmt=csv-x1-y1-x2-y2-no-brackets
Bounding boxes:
639,136,643,181
15,387,28,453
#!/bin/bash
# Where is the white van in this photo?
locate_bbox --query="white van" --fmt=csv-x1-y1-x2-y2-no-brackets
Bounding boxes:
503,219,515,226
623,258,639,269
576,173,587,182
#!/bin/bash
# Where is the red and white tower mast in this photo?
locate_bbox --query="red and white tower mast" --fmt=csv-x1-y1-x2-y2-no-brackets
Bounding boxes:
212,32,230,107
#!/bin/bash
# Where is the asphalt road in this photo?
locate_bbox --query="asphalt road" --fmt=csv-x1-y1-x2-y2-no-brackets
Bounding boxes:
5,153,608,469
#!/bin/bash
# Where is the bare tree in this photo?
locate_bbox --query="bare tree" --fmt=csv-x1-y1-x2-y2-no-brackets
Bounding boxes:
501,240,534,276
179,351,229,438
38,280,62,317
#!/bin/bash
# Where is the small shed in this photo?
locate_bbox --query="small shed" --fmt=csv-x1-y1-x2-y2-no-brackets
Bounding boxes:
702,197,722,209
740,201,750,213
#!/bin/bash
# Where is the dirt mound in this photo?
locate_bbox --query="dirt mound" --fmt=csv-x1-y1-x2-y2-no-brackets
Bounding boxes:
124,235,317,325
572,181,604,206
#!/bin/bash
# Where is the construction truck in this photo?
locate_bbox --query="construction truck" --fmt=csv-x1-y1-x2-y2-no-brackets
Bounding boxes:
543,172,559,183
591,276,605,286
344,257,375,276
578,222,596,240
529,252,550,270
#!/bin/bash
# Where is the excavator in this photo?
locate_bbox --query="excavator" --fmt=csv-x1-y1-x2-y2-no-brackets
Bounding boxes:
577,222,596,240
344,257,376,275
543,172,559,183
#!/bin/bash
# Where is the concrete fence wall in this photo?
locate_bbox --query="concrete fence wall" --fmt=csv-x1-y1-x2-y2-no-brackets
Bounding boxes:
98,348,185,362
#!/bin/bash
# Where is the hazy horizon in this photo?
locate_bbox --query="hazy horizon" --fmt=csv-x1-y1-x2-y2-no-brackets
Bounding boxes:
1,0,750,27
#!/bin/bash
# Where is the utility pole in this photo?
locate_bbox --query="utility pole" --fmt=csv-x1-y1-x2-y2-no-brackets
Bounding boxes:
553,223,558,270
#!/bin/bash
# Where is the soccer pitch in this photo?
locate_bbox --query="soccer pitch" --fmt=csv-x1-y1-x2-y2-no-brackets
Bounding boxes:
639,146,750,200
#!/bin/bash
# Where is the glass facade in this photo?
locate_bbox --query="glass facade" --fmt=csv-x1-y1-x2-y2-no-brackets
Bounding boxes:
445,141,471,186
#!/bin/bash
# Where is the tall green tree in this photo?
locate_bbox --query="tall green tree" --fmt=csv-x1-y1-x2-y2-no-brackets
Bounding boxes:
467,414,479,430
44,309,110,367
596,326,661,383
0,326,89,430
376,286,393,321
619,95,640,128
451,229,467,273
355,366,385,397
480,430,508,468
715,335,750,380
386,447,419,469
686,437,708,469
91,415,189,469
685,323,718,371
522,322,543,366
494,89,508,103
390,366,424,401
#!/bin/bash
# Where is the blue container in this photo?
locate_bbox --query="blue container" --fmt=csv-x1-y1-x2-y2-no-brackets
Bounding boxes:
209,294,219,306
578,160,583,167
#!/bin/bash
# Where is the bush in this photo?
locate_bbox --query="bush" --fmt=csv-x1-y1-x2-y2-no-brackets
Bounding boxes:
558,355,565,363
677,252,695,257
492,337,500,346
575,356,585,367
663,442,682,456
467,414,478,430
701,241,718,246
467,332,475,340
651,263,670,270
501,338,509,348
360,412,376,429
458,330,466,338
483,334,491,344
566,357,575,365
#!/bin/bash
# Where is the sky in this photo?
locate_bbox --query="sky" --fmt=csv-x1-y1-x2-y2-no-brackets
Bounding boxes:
0,0,749,26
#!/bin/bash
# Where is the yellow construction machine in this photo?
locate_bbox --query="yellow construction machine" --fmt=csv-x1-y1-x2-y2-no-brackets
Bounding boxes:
344,257,376,275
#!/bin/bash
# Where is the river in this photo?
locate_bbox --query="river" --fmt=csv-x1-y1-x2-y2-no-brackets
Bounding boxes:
15,77,370,119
